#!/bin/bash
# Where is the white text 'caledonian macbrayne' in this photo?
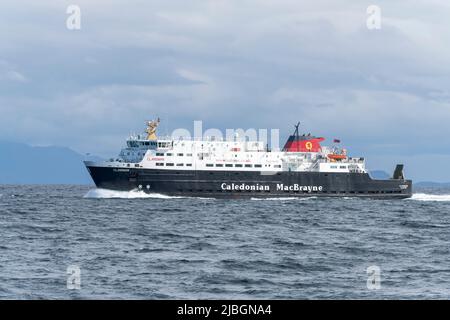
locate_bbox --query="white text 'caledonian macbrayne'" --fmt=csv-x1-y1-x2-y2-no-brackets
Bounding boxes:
84,119,412,198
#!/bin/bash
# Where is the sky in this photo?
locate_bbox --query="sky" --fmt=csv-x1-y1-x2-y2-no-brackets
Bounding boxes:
1,0,450,181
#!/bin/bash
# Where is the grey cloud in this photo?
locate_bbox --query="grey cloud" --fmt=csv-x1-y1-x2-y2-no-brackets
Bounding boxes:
1,0,450,180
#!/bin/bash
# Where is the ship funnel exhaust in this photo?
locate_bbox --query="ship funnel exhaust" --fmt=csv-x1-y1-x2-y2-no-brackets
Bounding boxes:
392,164,405,180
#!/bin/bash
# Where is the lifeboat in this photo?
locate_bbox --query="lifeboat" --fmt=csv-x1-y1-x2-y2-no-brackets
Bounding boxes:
327,154,346,161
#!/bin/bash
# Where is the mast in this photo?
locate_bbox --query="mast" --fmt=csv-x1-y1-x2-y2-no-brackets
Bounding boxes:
294,122,300,152
146,117,160,140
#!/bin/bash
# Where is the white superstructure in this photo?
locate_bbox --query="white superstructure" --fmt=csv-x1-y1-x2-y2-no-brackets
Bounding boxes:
97,133,366,174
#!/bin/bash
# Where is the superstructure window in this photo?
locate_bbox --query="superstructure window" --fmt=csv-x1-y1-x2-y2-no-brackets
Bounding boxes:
225,164,233,167
166,163,174,166
166,153,173,156
235,164,243,167
254,164,262,168
206,164,214,167
245,164,252,168
158,142,171,148
177,153,183,156
186,164,192,167
156,163,163,166
156,153,164,156
331,165,338,169
340,166,347,169
187,153,193,156
274,165,281,168
176,163,184,166
216,164,223,167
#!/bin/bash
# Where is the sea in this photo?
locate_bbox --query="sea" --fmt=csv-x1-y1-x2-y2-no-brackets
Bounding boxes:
0,184,449,299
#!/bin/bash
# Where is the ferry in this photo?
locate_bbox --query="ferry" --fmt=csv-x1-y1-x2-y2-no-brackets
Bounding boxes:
84,119,412,198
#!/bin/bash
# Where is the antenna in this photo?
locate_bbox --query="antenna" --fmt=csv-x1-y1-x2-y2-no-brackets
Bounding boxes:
294,122,300,152
294,122,300,137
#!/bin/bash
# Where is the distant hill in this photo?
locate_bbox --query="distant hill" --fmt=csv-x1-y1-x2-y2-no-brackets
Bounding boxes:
368,170,450,187
369,170,391,180
0,141,99,184
414,181,450,188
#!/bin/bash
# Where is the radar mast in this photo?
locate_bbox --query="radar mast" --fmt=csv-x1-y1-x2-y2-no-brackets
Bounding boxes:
146,118,160,140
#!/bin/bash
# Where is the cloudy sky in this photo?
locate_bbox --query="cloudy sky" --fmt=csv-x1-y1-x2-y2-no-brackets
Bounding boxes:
1,0,450,181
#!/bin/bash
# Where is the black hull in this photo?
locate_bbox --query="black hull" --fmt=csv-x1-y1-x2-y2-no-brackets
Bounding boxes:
85,166,413,199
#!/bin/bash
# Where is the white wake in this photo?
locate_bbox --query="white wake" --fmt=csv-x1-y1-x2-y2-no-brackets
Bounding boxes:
83,188,183,199
409,193,450,202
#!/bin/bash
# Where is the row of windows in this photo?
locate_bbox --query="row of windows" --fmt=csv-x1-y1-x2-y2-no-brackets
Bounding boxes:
212,164,281,168
154,163,282,168
166,189,403,194
125,163,141,167
156,163,193,167
158,142,172,148
155,152,193,157
125,152,145,156
325,190,403,194
155,152,279,160
127,141,157,147
330,165,348,169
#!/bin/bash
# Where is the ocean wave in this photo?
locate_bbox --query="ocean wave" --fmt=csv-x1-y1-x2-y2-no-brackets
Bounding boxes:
409,193,450,202
83,188,184,199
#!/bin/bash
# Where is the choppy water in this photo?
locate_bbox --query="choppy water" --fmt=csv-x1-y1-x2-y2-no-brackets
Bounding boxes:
1,184,450,299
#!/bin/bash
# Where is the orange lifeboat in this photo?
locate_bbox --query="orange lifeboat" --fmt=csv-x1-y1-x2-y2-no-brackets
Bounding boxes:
327,154,347,161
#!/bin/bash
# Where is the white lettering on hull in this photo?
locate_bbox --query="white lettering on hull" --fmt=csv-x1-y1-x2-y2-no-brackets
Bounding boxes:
220,183,323,192
276,184,323,192
221,183,270,191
